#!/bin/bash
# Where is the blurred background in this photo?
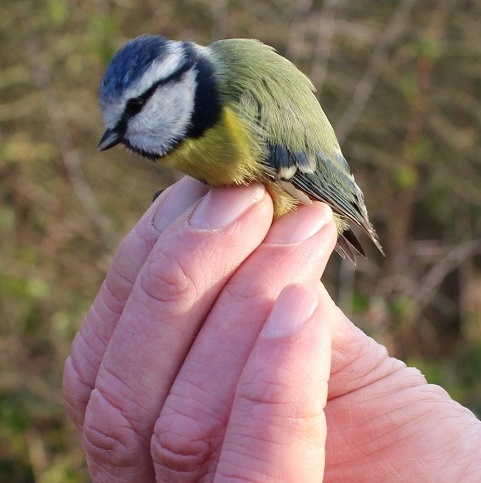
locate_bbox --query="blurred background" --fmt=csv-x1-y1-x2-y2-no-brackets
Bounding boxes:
1,0,480,480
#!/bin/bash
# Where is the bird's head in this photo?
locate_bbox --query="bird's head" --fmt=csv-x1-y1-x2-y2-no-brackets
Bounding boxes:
98,34,221,159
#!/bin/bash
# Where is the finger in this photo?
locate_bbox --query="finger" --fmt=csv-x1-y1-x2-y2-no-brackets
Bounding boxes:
82,184,274,481
151,202,337,480
63,177,209,432
152,189,164,202
217,284,331,482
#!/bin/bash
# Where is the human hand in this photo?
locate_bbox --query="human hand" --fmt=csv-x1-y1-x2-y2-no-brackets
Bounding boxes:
63,177,481,482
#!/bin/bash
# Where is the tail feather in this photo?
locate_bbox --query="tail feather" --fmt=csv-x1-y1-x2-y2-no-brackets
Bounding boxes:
342,228,366,258
335,235,356,264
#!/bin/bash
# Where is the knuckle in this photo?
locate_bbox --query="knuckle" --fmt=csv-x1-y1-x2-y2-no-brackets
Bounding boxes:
63,334,99,424
239,376,289,408
63,356,87,423
104,263,135,310
138,249,199,307
83,425,135,469
82,389,146,469
224,276,272,307
151,409,217,476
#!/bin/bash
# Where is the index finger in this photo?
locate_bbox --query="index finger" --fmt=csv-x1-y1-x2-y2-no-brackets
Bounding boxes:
80,184,274,481
63,177,209,430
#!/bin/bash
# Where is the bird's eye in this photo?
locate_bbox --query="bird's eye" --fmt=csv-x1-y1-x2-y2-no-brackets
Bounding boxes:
125,97,145,116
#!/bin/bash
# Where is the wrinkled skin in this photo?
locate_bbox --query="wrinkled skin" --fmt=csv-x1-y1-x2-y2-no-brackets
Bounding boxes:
64,177,481,482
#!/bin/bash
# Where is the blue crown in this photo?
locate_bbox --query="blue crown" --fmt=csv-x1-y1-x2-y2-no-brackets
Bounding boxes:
99,35,170,102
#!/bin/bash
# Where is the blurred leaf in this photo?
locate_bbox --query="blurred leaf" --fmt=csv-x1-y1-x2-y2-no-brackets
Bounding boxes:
417,35,441,60
46,0,69,26
1,1,480,480
393,165,418,189
0,205,16,231
400,69,418,101
346,291,370,314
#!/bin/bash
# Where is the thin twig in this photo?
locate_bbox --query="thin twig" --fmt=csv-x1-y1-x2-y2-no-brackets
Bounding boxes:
309,0,338,91
19,4,113,246
408,239,481,320
285,0,313,61
335,0,417,142
211,0,228,40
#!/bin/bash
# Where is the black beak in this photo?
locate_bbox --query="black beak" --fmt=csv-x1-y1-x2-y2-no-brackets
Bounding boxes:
98,128,122,151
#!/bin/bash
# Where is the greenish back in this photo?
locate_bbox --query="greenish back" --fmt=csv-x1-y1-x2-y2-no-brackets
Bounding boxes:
208,39,383,255
209,38,341,160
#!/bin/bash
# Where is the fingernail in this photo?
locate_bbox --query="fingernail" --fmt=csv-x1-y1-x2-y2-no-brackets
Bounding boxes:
264,202,333,244
153,177,209,232
190,184,265,229
262,284,318,337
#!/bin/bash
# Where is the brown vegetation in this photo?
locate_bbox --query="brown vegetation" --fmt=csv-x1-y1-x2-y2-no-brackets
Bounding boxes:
1,0,480,480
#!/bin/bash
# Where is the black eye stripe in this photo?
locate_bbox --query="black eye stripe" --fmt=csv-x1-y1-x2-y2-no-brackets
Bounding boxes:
134,58,195,106
114,58,195,136
125,97,145,116
114,44,200,138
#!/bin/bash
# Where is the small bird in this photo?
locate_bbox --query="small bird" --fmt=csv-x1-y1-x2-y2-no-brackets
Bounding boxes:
98,34,383,261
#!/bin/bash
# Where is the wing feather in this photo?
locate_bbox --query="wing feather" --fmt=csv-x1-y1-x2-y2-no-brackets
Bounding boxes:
209,39,383,255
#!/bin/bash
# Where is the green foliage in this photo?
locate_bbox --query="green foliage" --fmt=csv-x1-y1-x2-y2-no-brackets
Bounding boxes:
1,0,480,480
394,164,419,190
409,341,481,416
46,0,69,26
417,35,441,61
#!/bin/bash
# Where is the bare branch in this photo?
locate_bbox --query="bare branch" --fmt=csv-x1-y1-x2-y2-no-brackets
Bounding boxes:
409,239,481,320
19,5,113,247
309,0,339,90
335,0,417,142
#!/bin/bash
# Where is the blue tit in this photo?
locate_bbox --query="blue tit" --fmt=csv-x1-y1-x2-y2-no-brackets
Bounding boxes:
98,34,383,261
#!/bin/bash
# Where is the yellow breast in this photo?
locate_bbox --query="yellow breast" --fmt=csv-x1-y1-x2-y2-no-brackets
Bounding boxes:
159,106,301,218
160,107,262,185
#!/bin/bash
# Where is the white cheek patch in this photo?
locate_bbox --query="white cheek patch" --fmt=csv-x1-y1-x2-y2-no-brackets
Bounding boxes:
99,41,187,131
126,68,197,155
101,103,124,130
